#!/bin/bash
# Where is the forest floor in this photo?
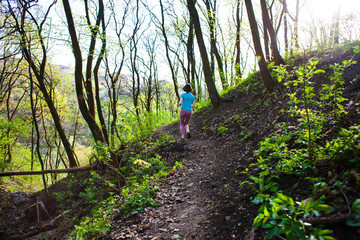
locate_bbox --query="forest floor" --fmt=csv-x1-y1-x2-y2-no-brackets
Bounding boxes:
1,46,360,240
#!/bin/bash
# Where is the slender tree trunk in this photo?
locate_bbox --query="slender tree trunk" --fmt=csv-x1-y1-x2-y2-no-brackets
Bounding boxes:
332,2,341,44
235,0,243,81
187,0,221,108
187,17,197,97
260,0,270,62
160,0,180,100
84,0,102,118
294,0,299,48
260,0,285,65
29,71,48,196
106,0,129,147
204,0,227,90
93,0,109,144
283,0,288,53
15,1,78,168
62,0,107,145
263,19,270,62
244,0,275,91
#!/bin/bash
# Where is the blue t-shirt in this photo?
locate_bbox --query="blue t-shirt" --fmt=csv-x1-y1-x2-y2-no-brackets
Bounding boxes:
180,92,195,111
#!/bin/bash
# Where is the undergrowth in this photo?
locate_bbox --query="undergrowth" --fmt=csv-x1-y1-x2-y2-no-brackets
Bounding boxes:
55,135,174,239
241,51,360,239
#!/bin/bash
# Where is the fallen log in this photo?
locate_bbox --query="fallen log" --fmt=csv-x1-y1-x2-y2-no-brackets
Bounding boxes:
0,165,96,177
303,213,356,226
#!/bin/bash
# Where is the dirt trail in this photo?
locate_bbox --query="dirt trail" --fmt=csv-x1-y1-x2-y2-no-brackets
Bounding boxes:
108,124,227,239
107,89,260,239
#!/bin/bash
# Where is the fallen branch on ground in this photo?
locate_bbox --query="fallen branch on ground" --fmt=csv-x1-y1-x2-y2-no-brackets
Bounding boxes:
0,165,96,177
303,213,356,226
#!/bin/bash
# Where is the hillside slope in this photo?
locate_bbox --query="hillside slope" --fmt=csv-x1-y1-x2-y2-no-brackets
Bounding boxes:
105,47,360,239
1,46,360,240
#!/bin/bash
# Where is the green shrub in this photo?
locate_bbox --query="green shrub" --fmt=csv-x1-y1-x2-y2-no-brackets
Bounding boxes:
254,193,334,240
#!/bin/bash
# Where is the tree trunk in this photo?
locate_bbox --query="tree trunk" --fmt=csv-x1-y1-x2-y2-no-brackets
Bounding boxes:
244,0,275,91
187,15,197,97
187,0,221,108
331,2,341,44
62,0,107,145
262,18,270,62
294,0,299,48
15,1,78,168
283,0,289,53
260,0,285,65
204,0,228,90
93,0,109,144
106,0,129,147
160,0,180,100
29,71,48,195
235,0,243,81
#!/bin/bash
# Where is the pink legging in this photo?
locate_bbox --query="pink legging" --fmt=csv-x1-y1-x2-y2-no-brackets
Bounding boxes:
180,110,192,136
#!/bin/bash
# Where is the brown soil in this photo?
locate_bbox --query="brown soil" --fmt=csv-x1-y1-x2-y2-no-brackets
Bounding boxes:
1,46,360,240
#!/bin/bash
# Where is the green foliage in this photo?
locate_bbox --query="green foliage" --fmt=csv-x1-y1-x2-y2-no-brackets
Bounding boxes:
194,98,212,113
320,60,353,120
118,110,177,144
78,171,106,207
239,167,279,205
353,46,360,54
121,176,158,214
217,125,229,136
93,142,110,163
254,193,334,240
254,60,357,175
239,131,253,143
0,117,31,171
66,137,170,238
247,58,360,239
219,84,238,98
119,141,170,214
325,125,360,166
69,194,118,240
347,199,360,233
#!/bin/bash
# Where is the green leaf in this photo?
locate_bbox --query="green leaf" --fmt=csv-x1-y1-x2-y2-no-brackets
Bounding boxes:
323,237,336,240
352,199,360,214
317,204,333,211
264,206,270,217
314,69,326,74
268,227,280,238
318,229,333,235
263,223,274,228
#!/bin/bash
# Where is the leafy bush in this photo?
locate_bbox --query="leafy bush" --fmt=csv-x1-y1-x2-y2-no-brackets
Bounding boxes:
246,58,360,239
253,60,357,175
121,176,158,214
254,193,334,240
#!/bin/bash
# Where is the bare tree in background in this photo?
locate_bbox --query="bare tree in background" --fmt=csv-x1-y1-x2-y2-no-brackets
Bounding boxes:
105,0,131,147
331,2,341,44
187,0,221,108
234,0,243,81
62,0,107,143
244,0,275,91
260,0,285,65
287,0,300,49
203,0,228,90
7,0,78,167
159,0,180,100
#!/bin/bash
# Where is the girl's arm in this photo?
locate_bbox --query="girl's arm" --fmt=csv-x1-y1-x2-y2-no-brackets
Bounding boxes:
192,100,195,108
178,98,183,107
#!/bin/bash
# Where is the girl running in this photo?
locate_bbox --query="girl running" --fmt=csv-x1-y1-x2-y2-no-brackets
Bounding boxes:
178,84,195,142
